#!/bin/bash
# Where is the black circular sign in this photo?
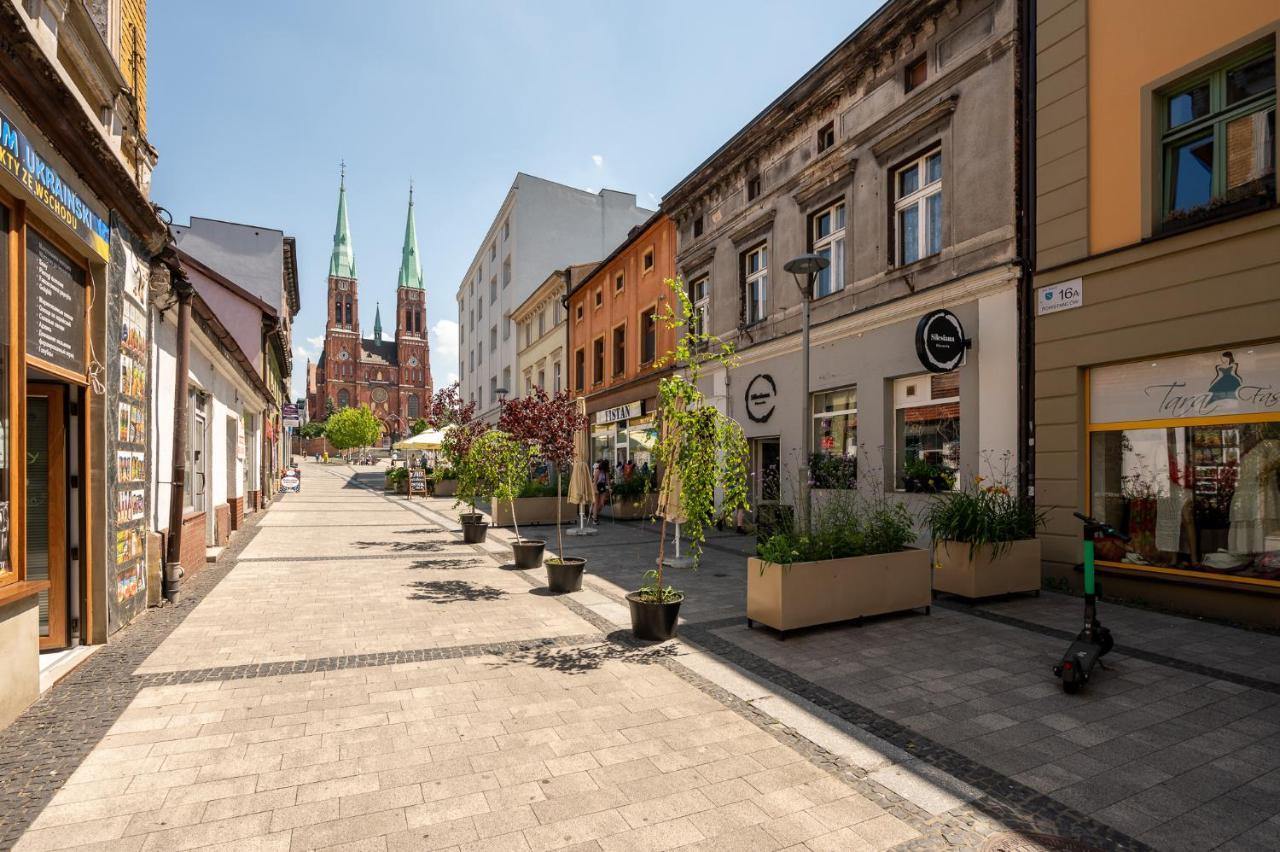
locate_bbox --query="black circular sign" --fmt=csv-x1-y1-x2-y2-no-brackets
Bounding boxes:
745,374,777,423
915,309,967,373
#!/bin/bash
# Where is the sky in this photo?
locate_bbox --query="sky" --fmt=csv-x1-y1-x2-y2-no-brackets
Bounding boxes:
149,0,884,403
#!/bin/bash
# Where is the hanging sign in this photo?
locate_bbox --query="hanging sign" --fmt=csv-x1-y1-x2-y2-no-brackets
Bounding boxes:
282,402,300,428
26,229,87,375
744,374,777,423
595,400,643,425
0,107,110,261
915,309,968,374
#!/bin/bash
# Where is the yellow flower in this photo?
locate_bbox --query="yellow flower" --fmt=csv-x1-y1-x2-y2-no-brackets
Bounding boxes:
974,475,985,484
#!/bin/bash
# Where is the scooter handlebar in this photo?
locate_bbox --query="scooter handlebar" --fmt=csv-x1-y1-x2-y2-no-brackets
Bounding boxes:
1073,511,1131,543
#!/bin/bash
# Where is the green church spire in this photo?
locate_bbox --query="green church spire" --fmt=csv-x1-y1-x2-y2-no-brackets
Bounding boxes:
396,182,424,290
373,302,383,342
329,164,357,279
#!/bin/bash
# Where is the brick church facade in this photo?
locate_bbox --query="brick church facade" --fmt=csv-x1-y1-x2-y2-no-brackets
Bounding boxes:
308,175,432,443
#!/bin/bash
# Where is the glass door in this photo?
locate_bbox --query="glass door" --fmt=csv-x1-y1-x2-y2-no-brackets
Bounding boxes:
27,383,67,650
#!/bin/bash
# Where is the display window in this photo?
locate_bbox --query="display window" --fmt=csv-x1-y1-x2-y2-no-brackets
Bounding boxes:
893,372,960,492
0,202,10,585
1087,343,1280,586
811,386,857,488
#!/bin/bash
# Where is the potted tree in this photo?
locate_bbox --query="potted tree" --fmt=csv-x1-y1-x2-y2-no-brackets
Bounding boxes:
499,389,590,592
632,279,750,641
427,383,477,498
469,430,544,568
927,459,1046,599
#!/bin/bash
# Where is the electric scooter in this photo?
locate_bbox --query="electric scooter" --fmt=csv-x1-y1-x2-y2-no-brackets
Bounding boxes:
1052,511,1130,694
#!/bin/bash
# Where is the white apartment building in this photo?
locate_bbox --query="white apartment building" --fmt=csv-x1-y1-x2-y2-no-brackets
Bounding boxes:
456,173,652,419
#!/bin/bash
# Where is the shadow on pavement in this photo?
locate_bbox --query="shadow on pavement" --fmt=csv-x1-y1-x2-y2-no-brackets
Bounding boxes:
497,631,676,674
405,579,508,603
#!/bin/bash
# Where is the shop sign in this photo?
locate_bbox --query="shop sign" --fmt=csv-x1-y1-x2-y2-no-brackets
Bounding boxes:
595,400,643,425
745,374,777,423
915,309,968,374
282,402,300,428
1091,342,1280,423
26,229,86,375
0,107,110,261
1037,278,1083,315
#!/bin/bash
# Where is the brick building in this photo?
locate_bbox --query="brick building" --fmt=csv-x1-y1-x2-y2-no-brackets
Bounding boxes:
310,175,433,442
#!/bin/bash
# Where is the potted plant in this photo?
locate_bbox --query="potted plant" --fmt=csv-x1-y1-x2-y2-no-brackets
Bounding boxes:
428,383,478,501
902,457,956,493
609,470,658,520
926,461,1046,599
633,278,750,641
385,465,409,494
749,488,928,635
469,430,543,569
499,388,589,592
452,424,496,543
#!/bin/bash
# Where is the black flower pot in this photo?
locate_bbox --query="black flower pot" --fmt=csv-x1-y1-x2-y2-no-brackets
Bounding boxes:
627,591,683,641
512,539,546,570
461,520,489,544
459,512,484,525
545,557,585,593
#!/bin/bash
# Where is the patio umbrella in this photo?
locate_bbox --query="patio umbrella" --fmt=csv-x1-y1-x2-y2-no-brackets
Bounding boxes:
566,397,596,536
393,427,449,451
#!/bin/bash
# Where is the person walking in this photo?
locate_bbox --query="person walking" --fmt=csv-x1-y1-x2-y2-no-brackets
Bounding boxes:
591,460,610,524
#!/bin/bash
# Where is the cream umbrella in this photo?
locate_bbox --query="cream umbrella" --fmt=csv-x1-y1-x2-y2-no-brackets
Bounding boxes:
393,427,449,451
566,397,596,537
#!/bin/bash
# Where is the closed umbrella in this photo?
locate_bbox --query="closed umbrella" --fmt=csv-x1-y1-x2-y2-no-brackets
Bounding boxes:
566,397,596,537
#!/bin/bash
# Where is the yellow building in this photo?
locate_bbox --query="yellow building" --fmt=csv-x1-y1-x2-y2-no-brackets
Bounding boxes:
1034,1,1279,625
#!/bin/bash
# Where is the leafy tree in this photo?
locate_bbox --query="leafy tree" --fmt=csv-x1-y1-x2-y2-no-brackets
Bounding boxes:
460,430,533,536
427,382,476,428
410,418,430,436
297,420,326,440
324,405,382,452
499,388,588,559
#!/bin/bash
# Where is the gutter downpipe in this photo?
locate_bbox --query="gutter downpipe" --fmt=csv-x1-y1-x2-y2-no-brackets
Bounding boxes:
163,272,193,602
1017,0,1037,501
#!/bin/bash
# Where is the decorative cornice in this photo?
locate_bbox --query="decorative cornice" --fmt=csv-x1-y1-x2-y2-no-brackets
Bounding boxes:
866,94,959,160
729,209,776,247
677,243,716,273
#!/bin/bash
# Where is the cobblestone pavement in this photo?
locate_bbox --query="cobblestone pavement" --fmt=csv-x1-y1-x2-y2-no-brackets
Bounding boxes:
5,464,1276,851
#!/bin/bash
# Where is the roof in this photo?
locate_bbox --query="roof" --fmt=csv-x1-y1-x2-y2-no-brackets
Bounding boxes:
397,187,424,290
172,217,290,317
359,337,397,366
569,210,667,297
373,303,384,342
329,171,357,279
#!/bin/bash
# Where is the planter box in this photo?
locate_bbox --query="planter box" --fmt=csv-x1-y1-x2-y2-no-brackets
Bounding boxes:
609,493,657,520
435,479,457,497
933,538,1041,599
747,549,931,633
488,496,577,527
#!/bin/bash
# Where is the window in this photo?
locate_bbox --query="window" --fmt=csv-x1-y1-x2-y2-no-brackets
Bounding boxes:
477,298,483,320
594,287,603,308
537,368,545,389
747,175,761,201
525,374,533,396
811,201,846,297
811,386,857,488
575,303,584,322
503,316,510,341
743,244,768,325
894,373,960,492
470,349,475,370
693,215,704,238
638,307,656,364
574,348,585,392
502,218,509,240
689,276,709,339
469,308,474,331
895,149,943,265
490,242,496,260
490,278,497,303
614,270,624,293
905,56,928,93
642,248,654,272
592,337,605,385
503,258,511,287
1160,44,1275,224
337,388,350,409
537,309,545,338
477,343,482,365
817,121,835,153
407,394,420,419
490,325,497,352
503,367,511,394
489,376,497,404
553,361,562,393
612,324,626,376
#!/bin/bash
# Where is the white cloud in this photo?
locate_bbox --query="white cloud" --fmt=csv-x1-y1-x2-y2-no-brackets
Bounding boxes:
306,335,325,350
445,371,459,386
591,154,604,168
430,320,459,388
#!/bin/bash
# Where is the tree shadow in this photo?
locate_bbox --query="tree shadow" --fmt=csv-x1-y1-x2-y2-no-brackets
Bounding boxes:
497,631,677,674
354,540,446,553
406,580,508,603
394,529,444,536
408,558,477,571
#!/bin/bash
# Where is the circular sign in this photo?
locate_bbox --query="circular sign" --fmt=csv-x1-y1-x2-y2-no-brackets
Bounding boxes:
281,474,299,490
915,310,967,373
745,374,777,423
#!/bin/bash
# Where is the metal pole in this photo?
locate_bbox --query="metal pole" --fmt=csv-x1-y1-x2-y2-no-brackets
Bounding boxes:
800,281,811,535
163,275,194,602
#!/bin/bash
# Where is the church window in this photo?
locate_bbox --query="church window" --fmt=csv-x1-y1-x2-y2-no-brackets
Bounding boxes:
338,389,350,408
408,394,420,418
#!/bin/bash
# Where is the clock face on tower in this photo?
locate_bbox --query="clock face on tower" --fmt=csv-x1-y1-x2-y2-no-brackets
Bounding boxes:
338,350,350,361
408,356,419,367
337,280,349,291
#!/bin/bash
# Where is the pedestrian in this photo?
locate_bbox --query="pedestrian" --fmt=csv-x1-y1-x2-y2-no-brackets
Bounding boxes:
591,460,610,524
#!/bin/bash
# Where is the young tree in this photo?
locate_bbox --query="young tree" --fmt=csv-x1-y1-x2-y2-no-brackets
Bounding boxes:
324,405,382,453
427,382,476,428
410,418,430,436
499,388,589,559
465,431,534,539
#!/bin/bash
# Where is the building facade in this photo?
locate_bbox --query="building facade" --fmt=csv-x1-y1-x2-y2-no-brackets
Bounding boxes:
513,263,595,402
1033,1,1279,626
566,213,678,468
663,0,1024,522
0,0,168,728
312,178,432,441
456,173,652,419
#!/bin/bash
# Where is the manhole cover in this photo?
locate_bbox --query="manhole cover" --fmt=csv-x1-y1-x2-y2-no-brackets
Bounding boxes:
981,832,1105,852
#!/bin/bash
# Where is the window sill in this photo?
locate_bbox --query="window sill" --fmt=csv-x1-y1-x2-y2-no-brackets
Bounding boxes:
1153,191,1276,241
890,252,943,275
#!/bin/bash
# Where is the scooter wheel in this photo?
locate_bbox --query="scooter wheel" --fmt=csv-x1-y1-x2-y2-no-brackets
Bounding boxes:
1062,680,1080,695
1100,631,1114,656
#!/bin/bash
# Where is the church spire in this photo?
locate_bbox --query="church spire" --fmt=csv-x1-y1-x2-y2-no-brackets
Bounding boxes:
396,182,424,290
329,163,357,279
373,302,383,342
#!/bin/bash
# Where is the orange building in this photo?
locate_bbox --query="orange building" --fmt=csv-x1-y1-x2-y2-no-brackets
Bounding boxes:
566,213,677,468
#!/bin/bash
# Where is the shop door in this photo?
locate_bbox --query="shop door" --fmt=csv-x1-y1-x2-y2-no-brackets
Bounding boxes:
752,438,781,506
27,383,67,651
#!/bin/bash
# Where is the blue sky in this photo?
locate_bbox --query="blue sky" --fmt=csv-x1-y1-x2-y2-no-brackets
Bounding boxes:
150,1,883,402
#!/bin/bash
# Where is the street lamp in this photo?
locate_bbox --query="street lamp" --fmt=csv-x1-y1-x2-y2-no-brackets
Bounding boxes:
783,253,830,535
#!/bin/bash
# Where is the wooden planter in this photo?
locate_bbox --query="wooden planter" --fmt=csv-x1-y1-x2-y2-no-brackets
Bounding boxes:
747,549,931,633
435,479,457,497
488,496,577,527
609,493,657,520
933,539,1042,599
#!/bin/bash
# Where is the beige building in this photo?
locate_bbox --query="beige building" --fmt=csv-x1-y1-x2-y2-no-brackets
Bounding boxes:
513,264,595,398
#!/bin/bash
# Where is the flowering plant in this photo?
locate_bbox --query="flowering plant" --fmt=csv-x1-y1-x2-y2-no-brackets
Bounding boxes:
924,456,1044,560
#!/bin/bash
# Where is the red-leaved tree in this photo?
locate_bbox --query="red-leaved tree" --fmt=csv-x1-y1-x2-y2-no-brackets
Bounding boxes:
432,383,488,512
499,388,588,558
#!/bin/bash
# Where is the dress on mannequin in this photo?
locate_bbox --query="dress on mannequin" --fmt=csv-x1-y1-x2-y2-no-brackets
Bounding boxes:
1228,439,1280,554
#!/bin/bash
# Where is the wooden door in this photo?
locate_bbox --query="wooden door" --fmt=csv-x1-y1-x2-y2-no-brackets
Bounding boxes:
27,383,66,650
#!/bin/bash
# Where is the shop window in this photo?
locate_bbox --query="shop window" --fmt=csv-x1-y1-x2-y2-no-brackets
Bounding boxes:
592,338,605,386
1160,43,1275,229
574,348,585,392
640,307,657,364
811,386,857,488
905,55,928,93
895,149,943,265
817,121,835,153
688,276,709,340
811,201,846,297
742,243,768,325
612,324,626,376
894,373,959,492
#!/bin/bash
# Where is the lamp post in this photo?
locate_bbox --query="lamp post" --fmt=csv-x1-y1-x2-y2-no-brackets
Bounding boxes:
783,254,830,535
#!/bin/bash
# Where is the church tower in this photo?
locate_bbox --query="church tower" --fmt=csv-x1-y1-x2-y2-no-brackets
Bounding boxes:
395,185,431,422
325,167,360,408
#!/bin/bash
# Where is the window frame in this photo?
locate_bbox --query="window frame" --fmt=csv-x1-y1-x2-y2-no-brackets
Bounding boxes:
742,243,769,326
612,321,627,377
688,276,709,340
639,303,658,365
614,270,624,294
893,148,944,267
892,372,960,493
642,247,654,273
810,199,847,298
573,347,585,392
817,121,835,153
591,336,605,386
747,174,761,201
904,55,928,93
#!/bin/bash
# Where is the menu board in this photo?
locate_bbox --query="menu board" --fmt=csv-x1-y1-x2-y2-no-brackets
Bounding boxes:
409,469,428,495
112,249,150,615
25,229,86,375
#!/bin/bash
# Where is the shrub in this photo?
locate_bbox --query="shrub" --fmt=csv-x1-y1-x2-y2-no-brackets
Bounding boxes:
810,453,857,489
756,491,915,569
925,476,1045,560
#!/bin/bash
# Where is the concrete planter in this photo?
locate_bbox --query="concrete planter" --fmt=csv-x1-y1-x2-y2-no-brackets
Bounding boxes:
488,496,576,527
747,548,931,634
609,493,657,520
435,479,457,497
933,538,1042,599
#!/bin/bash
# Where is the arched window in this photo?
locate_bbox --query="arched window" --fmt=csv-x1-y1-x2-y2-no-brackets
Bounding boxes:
407,394,420,419
337,389,350,408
